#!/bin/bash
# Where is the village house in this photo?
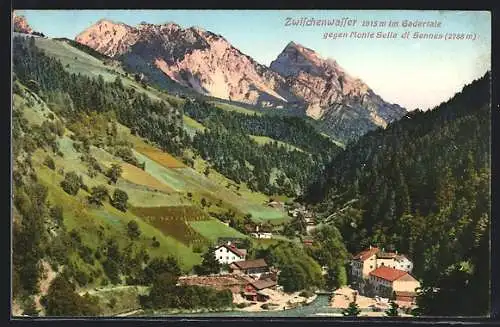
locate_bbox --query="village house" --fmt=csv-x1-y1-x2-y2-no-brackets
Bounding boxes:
375,252,413,272
305,221,317,235
351,246,380,279
303,238,314,247
267,200,284,209
242,278,277,302
368,266,421,303
351,246,414,281
230,258,269,278
394,291,419,305
250,232,273,239
214,242,247,265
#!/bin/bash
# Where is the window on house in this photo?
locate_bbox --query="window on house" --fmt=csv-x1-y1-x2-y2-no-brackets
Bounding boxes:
381,262,385,266
370,265,373,269
407,265,410,268
220,256,222,259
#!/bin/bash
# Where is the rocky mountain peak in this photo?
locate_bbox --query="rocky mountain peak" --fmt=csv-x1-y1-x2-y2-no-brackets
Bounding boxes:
13,12,34,34
75,22,406,142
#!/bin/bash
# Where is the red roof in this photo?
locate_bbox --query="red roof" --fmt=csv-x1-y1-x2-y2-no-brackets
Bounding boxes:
217,243,246,258
353,247,379,261
369,266,409,281
232,259,268,270
394,291,417,297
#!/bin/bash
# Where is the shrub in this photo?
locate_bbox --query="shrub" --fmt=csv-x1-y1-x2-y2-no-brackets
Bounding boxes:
106,163,122,184
88,185,109,206
60,171,81,195
127,220,141,240
49,205,64,225
43,155,56,170
111,189,128,212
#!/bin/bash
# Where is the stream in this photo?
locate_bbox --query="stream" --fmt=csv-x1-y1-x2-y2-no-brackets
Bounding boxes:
139,295,351,317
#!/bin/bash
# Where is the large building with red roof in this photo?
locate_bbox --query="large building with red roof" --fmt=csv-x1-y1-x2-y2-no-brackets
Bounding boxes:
351,246,414,280
368,266,420,302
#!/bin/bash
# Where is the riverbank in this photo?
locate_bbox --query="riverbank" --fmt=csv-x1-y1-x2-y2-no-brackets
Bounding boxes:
233,290,317,312
136,293,319,316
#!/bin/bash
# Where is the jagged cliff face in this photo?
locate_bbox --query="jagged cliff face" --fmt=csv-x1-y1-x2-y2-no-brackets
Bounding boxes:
13,13,33,34
76,20,294,105
75,20,406,141
270,42,406,140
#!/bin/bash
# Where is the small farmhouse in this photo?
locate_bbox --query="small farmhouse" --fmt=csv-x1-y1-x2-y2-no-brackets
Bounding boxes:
250,232,273,239
394,291,418,304
214,242,247,265
230,258,269,278
242,278,277,302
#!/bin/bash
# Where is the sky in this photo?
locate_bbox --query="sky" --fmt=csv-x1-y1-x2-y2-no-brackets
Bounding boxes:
15,10,491,111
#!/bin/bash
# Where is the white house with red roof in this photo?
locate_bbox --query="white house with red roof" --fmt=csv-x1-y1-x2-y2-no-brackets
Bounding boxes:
214,242,247,265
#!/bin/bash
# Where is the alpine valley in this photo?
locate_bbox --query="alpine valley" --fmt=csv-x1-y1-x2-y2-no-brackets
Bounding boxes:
11,14,490,318
75,19,406,142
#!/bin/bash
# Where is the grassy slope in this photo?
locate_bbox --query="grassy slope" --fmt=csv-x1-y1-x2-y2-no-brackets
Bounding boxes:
34,156,201,270
208,101,262,116
249,135,304,153
31,37,290,222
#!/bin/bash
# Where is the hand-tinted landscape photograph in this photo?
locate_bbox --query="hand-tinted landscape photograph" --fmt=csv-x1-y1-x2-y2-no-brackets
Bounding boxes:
11,9,491,318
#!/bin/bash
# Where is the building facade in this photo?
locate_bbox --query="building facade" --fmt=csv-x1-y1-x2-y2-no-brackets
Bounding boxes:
351,246,414,281
230,259,269,278
351,246,379,279
368,266,420,300
214,243,247,265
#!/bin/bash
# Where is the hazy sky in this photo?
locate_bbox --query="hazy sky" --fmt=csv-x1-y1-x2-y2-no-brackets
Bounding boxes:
16,10,491,111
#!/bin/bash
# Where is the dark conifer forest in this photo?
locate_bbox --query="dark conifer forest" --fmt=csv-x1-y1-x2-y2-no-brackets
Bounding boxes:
303,73,491,316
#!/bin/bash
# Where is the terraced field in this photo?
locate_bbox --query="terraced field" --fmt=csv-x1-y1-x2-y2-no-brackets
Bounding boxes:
189,220,247,243
131,206,209,247
35,164,200,269
105,161,175,194
132,148,288,222
133,139,185,168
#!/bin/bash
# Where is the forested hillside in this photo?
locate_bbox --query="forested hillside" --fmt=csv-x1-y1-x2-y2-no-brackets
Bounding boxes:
304,72,491,316
184,100,342,196
13,37,187,157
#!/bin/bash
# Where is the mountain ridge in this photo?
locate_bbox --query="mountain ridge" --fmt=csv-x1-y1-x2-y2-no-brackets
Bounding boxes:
75,19,406,141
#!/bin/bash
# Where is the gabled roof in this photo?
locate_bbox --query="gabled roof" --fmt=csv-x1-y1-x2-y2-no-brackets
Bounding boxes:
232,258,268,270
394,291,417,297
353,247,379,261
369,266,409,282
216,243,246,258
248,278,276,290
377,252,397,259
